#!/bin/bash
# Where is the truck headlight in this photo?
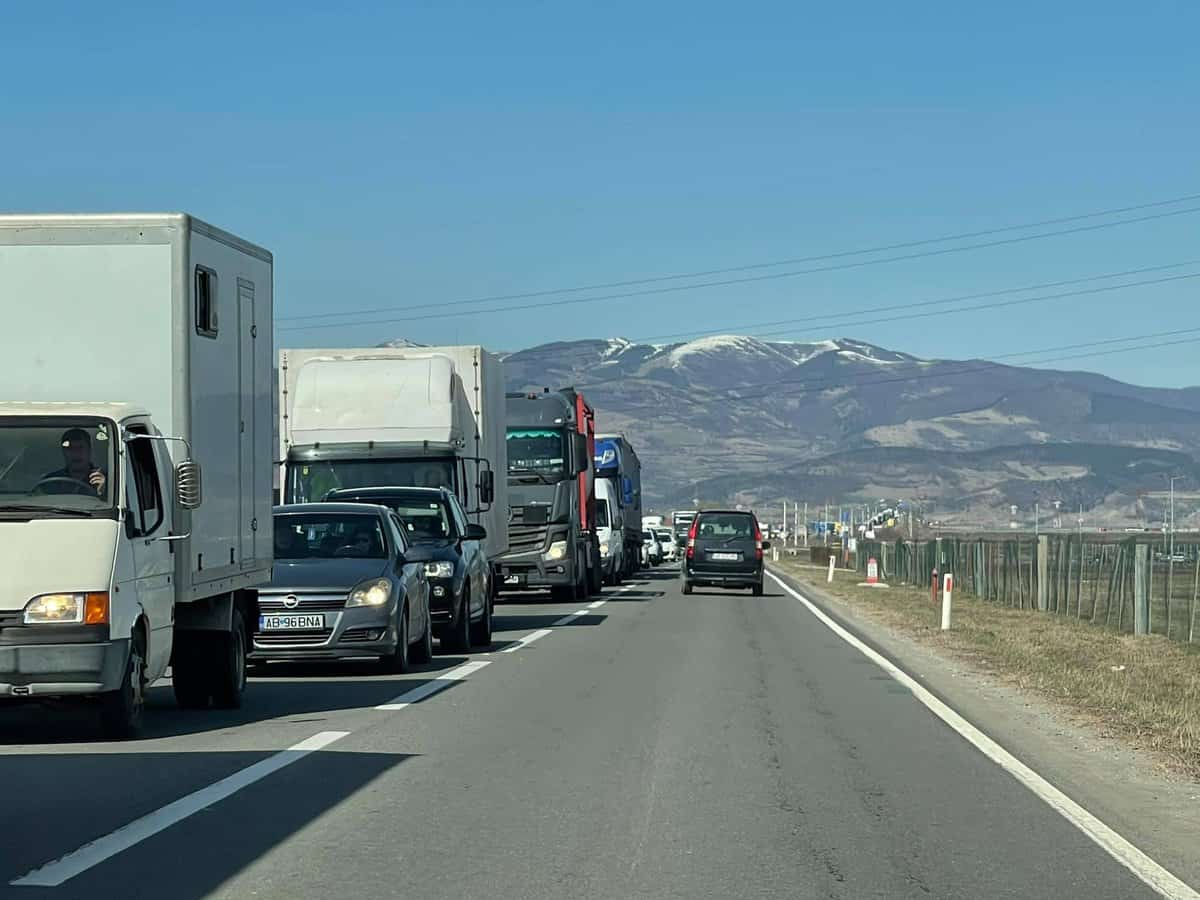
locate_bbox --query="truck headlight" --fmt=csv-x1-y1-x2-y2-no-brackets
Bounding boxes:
544,540,568,561
24,592,109,625
348,578,392,607
423,561,455,578
599,540,611,557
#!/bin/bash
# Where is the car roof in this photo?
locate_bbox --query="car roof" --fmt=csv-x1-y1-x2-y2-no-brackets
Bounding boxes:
273,502,391,516
696,509,757,517
325,486,448,499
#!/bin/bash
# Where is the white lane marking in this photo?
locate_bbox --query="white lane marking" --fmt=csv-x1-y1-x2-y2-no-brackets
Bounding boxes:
587,598,607,609
500,628,553,653
11,730,350,888
375,660,492,710
766,569,1200,900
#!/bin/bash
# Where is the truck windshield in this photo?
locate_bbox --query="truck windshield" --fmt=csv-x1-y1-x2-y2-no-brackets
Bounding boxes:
0,420,115,514
507,428,566,476
287,458,456,503
274,513,388,560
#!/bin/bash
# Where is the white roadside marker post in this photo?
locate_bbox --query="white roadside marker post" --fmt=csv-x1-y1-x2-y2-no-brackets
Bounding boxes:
827,554,836,583
941,572,953,630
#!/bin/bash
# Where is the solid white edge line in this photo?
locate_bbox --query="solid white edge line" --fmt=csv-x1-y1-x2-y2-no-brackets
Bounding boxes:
500,628,553,653
765,569,1200,900
375,660,492,710
11,730,351,888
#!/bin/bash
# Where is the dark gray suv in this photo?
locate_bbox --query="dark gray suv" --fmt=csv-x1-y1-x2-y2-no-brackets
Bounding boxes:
681,510,769,596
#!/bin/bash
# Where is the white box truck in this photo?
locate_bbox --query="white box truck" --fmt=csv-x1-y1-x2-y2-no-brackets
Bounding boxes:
278,346,509,566
0,213,273,736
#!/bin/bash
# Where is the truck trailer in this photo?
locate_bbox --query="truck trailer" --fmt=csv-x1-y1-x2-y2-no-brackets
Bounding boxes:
594,434,642,580
277,346,509,568
0,213,273,736
496,387,601,600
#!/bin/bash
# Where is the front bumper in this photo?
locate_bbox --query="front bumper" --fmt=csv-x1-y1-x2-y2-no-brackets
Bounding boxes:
495,550,575,589
429,578,463,631
0,630,128,698
251,603,398,662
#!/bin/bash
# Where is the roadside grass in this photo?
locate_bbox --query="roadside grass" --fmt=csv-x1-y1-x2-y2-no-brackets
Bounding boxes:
775,558,1200,778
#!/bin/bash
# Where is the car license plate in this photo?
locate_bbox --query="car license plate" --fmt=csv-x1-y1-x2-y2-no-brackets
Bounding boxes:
259,613,325,631
710,552,739,561
504,575,521,585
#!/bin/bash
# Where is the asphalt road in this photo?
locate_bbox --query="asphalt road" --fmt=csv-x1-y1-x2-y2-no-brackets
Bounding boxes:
0,566,1175,899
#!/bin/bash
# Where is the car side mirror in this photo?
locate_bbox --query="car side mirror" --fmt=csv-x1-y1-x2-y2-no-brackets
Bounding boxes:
465,523,487,541
403,546,435,565
175,460,202,509
761,540,772,550
480,469,495,504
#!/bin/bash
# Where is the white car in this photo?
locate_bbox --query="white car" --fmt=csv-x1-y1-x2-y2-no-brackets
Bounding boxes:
654,529,677,561
642,529,662,565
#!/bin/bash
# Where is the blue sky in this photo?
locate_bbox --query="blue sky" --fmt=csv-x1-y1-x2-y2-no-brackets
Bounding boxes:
5,1,1199,386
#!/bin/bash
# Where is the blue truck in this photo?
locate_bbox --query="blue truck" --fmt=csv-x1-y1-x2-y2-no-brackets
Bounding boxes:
594,434,643,580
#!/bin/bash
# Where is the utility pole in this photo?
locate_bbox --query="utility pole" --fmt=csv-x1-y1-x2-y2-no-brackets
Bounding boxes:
1034,502,1039,537
803,501,808,547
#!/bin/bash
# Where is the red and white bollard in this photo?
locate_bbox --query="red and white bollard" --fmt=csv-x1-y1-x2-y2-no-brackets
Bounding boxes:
941,573,953,630
866,557,878,585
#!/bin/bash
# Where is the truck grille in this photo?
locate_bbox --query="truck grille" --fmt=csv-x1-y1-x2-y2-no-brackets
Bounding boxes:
507,522,548,554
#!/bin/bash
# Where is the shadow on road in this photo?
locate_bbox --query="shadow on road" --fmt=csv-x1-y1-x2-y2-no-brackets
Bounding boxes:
492,613,607,632
0,748,414,900
0,655,473,745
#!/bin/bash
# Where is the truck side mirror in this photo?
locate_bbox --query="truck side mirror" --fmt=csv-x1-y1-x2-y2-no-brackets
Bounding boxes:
574,436,590,473
176,459,203,509
480,468,495,504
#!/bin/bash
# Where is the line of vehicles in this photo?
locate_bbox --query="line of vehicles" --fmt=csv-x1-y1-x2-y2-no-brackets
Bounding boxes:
0,213,671,739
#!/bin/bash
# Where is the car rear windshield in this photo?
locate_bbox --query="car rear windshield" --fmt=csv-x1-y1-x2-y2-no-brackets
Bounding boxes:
695,513,756,539
274,513,387,559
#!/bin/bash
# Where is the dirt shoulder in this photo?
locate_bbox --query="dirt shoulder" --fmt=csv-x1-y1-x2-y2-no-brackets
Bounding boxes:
769,559,1200,890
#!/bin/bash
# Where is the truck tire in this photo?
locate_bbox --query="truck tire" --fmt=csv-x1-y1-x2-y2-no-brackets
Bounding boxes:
588,561,603,596
100,629,147,739
172,636,211,709
210,609,248,710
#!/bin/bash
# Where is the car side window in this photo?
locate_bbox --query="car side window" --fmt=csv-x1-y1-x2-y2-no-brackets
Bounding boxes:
389,513,409,555
447,495,469,538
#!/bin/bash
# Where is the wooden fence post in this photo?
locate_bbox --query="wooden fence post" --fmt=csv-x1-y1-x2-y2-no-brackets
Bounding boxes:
1134,544,1151,636
1037,535,1049,612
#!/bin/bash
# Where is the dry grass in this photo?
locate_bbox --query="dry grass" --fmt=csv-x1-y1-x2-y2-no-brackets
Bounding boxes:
776,559,1200,777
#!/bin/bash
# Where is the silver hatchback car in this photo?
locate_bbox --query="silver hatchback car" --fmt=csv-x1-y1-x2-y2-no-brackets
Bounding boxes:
252,504,434,672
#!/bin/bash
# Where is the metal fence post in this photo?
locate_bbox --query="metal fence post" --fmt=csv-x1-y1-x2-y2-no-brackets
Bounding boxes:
1134,544,1151,636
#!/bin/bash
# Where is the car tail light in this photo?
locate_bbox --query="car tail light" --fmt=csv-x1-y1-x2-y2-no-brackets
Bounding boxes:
686,518,698,559
754,521,763,560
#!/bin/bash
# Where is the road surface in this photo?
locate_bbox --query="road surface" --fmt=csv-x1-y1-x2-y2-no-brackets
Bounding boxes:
0,567,1174,899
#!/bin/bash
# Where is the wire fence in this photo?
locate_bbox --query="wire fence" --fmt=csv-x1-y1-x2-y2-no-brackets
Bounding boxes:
856,532,1200,642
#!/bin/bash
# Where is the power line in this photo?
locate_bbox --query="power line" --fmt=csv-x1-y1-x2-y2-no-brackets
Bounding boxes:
628,259,1200,345
564,269,1200,394
276,203,1200,332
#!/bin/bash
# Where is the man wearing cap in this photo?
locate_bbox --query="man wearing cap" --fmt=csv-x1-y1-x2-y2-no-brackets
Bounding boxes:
43,428,107,497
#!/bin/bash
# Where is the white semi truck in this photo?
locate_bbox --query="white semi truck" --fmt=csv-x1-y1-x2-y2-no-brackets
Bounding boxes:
0,213,274,737
278,346,509,570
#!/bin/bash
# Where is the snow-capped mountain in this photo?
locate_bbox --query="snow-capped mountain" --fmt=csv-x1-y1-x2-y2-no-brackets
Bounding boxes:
385,333,1200,521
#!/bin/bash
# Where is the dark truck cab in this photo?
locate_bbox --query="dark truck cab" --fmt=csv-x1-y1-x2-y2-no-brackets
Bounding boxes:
494,388,601,601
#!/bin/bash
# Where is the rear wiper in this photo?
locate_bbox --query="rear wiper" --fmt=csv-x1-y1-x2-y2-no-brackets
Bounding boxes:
0,504,94,518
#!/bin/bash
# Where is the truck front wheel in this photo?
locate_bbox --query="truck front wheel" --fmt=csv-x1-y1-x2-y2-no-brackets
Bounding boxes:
100,629,147,739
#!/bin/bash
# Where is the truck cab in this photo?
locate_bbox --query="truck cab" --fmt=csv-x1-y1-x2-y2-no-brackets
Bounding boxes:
0,404,213,735
496,388,601,601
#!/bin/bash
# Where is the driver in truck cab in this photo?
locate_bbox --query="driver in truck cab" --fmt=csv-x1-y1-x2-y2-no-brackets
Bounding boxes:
42,427,107,497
